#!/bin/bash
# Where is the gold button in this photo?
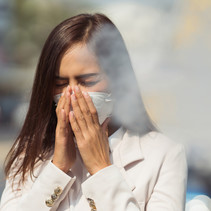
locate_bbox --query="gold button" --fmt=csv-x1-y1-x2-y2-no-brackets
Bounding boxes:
51,193,58,201
90,204,97,209
87,198,96,210
90,201,96,208
87,198,94,203
54,187,62,196
45,199,54,207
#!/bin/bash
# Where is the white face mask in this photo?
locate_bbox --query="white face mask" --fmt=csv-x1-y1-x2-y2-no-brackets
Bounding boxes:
53,92,114,125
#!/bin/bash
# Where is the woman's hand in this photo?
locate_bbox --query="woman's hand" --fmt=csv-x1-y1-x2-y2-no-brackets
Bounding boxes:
69,85,111,175
52,86,76,173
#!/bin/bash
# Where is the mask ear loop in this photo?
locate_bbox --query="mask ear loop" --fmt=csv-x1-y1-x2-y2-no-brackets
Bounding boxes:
105,93,113,102
104,92,115,104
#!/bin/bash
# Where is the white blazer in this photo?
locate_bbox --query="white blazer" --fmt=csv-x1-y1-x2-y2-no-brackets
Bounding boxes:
0,129,187,211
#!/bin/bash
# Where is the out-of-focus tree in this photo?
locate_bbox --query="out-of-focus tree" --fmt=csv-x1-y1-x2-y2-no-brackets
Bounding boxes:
3,0,92,66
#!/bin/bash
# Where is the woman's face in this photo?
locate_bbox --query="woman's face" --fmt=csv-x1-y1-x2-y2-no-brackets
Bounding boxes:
54,43,109,95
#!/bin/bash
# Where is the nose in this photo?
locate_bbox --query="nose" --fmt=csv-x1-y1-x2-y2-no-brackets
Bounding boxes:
68,79,78,94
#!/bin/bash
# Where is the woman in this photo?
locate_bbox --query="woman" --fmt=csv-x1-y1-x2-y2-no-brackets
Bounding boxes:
0,13,187,211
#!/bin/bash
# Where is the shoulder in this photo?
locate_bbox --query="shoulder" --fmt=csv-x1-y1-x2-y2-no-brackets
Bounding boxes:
6,151,53,184
139,131,185,155
121,130,186,167
135,131,187,174
120,129,186,165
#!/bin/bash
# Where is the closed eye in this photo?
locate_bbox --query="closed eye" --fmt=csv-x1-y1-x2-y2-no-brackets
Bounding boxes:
55,75,68,87
79,80,101,87
54,73,103,88
55,82,68,87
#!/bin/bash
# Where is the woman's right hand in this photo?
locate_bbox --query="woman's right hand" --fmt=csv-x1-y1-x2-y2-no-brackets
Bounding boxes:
52,85,76,173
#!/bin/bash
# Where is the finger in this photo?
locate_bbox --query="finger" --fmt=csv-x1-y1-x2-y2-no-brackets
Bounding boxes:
71,93,88,131
56,89,66,112
82,91,99,125
64,86,71,123
57,109,68,138
69,111,84,141
74,85,94,125
102,117,111,137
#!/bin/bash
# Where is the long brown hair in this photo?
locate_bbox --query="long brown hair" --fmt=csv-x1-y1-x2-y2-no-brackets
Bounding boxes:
5,13,156,184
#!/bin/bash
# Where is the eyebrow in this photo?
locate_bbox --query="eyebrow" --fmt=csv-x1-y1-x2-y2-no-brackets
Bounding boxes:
76,73,100,80
55,73,100,80
55,76,68,80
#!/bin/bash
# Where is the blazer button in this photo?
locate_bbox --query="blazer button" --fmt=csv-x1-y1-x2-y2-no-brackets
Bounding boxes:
90,202,96,209
45,199,54,207
87,198,94,203
54,186,62,196
51,193,58,201
87,198,97,210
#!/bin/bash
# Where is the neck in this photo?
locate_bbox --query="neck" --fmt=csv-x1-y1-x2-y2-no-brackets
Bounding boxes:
108,120,121,137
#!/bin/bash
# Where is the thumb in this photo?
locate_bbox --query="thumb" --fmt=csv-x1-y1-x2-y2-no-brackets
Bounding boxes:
102,117,111,135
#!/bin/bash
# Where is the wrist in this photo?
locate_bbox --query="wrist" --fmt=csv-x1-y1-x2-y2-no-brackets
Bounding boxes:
89,163,112,175
51,160,71,173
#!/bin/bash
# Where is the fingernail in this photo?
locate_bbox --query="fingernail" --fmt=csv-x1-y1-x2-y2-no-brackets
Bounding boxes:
75,85,79,92
61,92,64,97
70,111,74,117
67,85,70,92
82,91,89,98
66,91,70,97
71,94,76,101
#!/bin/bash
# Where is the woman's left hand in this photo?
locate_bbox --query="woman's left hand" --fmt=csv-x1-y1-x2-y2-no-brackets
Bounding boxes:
69,85,111,175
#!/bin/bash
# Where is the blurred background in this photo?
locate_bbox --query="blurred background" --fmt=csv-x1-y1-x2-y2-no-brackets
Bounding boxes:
0,0,211,203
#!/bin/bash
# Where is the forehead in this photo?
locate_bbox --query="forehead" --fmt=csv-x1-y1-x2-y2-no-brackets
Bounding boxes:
58,44,100,77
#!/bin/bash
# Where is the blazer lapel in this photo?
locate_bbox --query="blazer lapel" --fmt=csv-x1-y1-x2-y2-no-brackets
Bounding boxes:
119,130,144,167
112,130,145,191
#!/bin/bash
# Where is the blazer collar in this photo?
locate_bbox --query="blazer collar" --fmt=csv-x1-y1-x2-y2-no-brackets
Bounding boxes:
114,129,145,168
108,127,125,153
111,130,145,191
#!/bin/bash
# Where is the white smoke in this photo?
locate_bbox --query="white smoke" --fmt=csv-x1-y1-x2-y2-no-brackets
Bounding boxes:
88,22,153,134
92,1,211,175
